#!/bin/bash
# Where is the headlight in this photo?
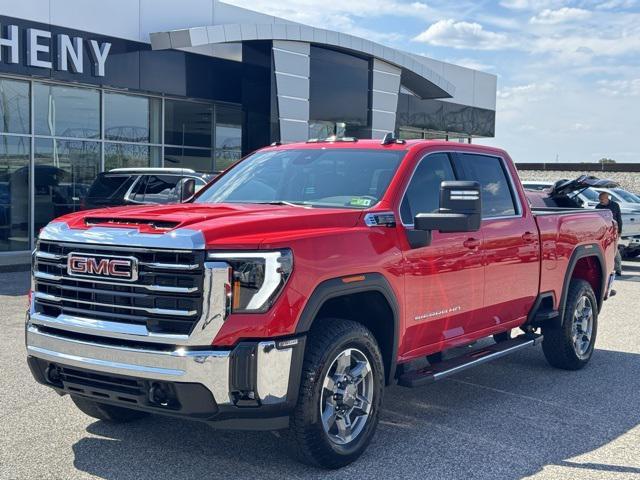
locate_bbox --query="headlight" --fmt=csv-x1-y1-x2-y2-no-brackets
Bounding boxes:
208,250,293,313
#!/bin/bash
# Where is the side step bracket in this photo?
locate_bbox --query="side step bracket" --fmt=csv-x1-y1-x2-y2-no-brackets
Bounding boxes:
398,334,543,388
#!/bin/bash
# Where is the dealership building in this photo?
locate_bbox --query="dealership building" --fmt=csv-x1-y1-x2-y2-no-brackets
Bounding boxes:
0,0,496,257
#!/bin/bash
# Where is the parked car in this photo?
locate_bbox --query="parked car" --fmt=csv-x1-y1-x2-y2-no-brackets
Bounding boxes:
83,168,213,210
593,187,640,208
521,180,553,191
593,187,640,257
28,139,617,468
522,179,602,208
526,175,640,257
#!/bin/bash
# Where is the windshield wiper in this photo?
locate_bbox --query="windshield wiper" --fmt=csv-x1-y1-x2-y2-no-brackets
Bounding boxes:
252,201,309,208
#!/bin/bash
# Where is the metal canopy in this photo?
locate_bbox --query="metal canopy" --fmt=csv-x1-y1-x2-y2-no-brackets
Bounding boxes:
150,23,455,100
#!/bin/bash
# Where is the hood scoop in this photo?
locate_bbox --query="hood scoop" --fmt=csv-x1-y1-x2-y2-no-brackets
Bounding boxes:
84,217,180,231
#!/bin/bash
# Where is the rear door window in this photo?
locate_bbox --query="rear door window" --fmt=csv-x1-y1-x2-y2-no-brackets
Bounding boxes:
453,154,518,218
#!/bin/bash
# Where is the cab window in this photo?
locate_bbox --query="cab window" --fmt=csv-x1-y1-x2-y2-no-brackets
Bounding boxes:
400,153,456,225
453,154,518,218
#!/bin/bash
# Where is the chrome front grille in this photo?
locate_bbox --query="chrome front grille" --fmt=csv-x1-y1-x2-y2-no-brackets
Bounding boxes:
32,241,205,336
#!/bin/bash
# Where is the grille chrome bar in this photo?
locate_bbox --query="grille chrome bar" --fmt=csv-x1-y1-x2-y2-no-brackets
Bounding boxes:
34,271,198,294
139,262,200,270
36,251,67,261
33,292,198,317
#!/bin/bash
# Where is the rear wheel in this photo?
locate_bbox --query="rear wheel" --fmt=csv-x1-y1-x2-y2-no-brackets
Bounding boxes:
288,318,384,469
542,279,598,370
71,396,148,423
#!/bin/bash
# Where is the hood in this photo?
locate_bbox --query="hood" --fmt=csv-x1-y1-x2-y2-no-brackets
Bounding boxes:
56,202,364,248
549,175,619,197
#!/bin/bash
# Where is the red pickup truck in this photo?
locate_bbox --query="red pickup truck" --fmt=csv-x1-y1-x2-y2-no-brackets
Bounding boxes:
26,137,617,468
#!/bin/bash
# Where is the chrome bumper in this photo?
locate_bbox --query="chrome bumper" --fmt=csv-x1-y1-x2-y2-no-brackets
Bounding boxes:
619,236,640,249
26,323,296,406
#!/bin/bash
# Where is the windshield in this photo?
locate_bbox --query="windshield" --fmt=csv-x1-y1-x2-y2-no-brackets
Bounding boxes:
579,187,600,202
611,188,640,203
195,148,405,209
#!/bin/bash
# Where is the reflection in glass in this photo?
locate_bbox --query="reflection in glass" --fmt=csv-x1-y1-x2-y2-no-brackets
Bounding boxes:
104,143,161,170
164,100,212,148
165,147,212,172
0,79,30,134
215,106,242,171
309,47,369,136
0,136,30,251
34,83,100,138
34,138,101,232
105,92,161,143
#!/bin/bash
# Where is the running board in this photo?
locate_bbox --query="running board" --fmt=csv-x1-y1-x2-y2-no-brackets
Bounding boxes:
398,334,543,388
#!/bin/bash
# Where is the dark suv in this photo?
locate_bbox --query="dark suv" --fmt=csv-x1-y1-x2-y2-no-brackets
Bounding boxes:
83,168,213,210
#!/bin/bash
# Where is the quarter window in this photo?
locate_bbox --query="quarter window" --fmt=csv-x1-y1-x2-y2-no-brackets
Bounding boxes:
400,153,456,225
453,154,517,218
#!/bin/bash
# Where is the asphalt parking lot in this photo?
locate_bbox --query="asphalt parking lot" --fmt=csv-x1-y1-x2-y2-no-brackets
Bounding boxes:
1,263,639,480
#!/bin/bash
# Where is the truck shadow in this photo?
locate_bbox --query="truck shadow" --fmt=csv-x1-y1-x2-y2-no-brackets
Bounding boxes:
71,347,640,480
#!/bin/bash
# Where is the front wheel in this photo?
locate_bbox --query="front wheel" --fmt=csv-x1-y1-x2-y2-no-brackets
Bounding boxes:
542,279,598,370
288,318,384,469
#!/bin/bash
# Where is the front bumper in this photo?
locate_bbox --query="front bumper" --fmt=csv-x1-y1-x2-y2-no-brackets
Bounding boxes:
619,235,640,249
26,323,305,429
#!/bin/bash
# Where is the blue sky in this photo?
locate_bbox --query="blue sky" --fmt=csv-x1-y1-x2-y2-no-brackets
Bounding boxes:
227,0,640,163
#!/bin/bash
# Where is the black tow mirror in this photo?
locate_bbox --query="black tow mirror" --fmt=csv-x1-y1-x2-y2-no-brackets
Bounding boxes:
414,181,482,233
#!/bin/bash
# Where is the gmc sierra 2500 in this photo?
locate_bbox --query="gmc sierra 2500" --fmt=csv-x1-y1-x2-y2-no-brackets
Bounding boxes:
26,136,617,468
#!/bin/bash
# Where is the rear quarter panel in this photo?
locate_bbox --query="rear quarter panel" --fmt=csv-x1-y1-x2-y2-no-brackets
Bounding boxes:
536,210,617,309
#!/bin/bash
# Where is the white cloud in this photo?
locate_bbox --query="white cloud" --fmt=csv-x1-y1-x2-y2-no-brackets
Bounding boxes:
499,0,564,10
530,7,592,24
447,58,495,71
597,79,640,96
532,31,640,60
413,19,515,50
595,0,637,10
497,82,555,100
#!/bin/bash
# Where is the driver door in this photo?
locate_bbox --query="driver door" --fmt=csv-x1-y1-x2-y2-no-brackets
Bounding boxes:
400,152,485,358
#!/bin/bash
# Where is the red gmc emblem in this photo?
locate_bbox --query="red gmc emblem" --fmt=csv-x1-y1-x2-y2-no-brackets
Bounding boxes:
67,253,138,282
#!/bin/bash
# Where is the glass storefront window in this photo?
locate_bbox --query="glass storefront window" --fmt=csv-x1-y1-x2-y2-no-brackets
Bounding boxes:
0,75,244,251
0,79,30,134
104,143,161,170
165,147,212,172
0,136,30,251
34,138,100,232
34,83,100,139
164,99,212,148
215,106,242,171
105,92,161,143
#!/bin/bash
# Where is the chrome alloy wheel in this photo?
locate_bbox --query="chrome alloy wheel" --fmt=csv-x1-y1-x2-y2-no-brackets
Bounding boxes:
572,295,594,359
320,348,374,445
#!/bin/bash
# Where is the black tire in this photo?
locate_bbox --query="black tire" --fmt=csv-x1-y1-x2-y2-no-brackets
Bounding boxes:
493,330,512,343
623,250,640,259
71,395,149,423
542,279,598,370
288,318,384,469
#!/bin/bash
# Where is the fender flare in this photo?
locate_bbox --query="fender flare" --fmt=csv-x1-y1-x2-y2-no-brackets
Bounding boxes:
294,273,400,383
559,243,607,322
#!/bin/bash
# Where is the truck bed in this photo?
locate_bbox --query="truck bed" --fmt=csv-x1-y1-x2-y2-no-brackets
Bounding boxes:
532,206,617,310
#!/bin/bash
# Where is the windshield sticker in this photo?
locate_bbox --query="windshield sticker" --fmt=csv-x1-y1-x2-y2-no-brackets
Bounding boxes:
349,197,373,207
